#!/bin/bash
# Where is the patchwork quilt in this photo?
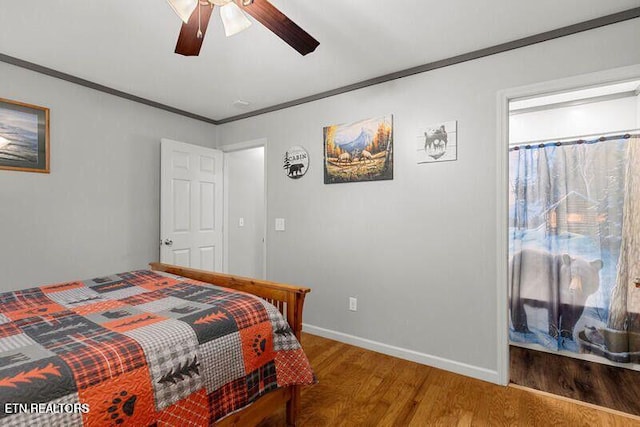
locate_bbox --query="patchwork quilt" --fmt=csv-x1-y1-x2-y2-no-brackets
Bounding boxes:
0,270,315,426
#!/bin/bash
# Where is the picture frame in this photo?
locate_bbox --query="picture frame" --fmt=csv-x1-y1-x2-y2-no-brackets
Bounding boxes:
417,120,457,164
323,115,393,184
0,97,50,173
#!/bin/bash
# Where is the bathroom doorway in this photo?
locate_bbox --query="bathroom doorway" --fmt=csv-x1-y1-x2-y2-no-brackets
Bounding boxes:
497,67,640,414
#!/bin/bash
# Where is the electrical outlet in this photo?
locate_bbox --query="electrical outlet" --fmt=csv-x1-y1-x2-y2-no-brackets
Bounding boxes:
275,218,285,231
349,297,357,312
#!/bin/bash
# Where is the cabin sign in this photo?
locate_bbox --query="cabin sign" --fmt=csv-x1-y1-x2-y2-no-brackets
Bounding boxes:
283,146,309,179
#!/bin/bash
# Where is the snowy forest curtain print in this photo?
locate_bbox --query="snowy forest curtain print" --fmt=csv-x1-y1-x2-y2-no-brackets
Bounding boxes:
509,133,640,364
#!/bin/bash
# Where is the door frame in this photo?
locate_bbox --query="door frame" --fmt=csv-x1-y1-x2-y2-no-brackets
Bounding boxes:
220,138,268,279
495,64,640,386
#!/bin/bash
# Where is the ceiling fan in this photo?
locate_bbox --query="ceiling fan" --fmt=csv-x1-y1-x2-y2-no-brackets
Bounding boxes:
166,0,320,57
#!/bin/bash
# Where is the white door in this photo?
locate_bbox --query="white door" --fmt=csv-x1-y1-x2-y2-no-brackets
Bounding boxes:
160,139,223,271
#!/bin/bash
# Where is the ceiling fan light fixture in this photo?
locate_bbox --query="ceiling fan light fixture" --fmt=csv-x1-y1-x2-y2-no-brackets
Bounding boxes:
167,0,199,23
220,2,252,37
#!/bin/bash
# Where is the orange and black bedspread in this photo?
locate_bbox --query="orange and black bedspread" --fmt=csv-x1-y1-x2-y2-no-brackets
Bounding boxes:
0,270,315,426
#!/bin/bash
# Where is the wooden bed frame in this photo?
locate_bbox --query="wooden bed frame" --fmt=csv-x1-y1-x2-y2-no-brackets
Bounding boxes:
149,263,311,427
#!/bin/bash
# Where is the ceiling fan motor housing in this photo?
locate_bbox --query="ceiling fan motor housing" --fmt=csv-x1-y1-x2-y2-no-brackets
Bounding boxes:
208,0,253,5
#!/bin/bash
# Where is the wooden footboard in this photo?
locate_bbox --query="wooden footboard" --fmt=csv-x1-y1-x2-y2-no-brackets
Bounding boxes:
149,263,310,426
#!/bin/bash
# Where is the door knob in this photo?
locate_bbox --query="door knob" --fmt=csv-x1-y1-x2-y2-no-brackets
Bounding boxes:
635,277,640,288
163,239,173,246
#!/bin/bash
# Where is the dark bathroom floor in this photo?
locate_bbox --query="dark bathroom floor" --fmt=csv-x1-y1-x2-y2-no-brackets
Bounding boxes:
510,345,640,416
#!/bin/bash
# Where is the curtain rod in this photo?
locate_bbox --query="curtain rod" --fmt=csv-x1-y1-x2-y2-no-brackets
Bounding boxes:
509,129,640,151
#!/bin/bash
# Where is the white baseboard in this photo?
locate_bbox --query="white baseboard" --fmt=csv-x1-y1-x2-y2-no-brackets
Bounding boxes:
303,323,501,385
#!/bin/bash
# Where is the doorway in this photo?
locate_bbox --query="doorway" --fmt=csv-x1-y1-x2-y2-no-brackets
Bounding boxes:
497,66,640,414
222,141,266,279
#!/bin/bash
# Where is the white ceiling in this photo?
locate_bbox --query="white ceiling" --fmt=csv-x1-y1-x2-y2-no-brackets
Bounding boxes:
1,1,639,121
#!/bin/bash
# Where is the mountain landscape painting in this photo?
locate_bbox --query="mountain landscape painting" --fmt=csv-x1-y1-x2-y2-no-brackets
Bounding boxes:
323,115,393,184
0,98,49,173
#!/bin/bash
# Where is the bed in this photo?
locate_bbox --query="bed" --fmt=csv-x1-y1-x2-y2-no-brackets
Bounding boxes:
0,263,314,426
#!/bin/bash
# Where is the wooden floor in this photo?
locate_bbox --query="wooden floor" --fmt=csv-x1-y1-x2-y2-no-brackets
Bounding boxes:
257,334,639,426
510,345,640,417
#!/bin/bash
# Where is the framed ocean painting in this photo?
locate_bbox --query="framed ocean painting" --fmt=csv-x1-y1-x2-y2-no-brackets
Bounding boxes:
0,98,50,173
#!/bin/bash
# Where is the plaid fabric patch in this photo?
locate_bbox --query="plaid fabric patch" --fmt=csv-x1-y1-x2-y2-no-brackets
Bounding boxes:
199,332,245,393
208,376,248,421
121,290,167,307
161,282,223,303
135,296,189,314
0,323,25,340
41,281,85,294
126,318,203,411
94,285,148,300
116,270,167,286
0,288,58,314
16,312,146,390
58,332,146,390
124,319,199,354
44,287,105,309
147,340,203,411
222,296,269,331
246,361,278,402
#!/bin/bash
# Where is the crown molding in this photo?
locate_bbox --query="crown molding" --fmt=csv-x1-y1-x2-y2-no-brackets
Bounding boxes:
2,7,638,126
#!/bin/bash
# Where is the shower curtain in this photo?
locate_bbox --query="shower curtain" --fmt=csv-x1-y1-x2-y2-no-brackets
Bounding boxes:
509,133,639,363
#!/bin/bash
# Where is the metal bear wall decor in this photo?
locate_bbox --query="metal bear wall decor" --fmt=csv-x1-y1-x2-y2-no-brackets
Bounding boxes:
283,146,309,179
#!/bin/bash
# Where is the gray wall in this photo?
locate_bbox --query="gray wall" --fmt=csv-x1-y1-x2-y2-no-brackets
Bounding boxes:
0,62,217,290
216,20,640,376
225,147,265,278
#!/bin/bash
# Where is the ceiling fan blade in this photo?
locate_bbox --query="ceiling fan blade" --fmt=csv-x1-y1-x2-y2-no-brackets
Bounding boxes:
175,3,215,56
239,0,319,56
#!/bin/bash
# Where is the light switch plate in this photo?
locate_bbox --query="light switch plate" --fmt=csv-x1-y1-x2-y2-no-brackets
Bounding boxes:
239,217,244,227
275,218,285,231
